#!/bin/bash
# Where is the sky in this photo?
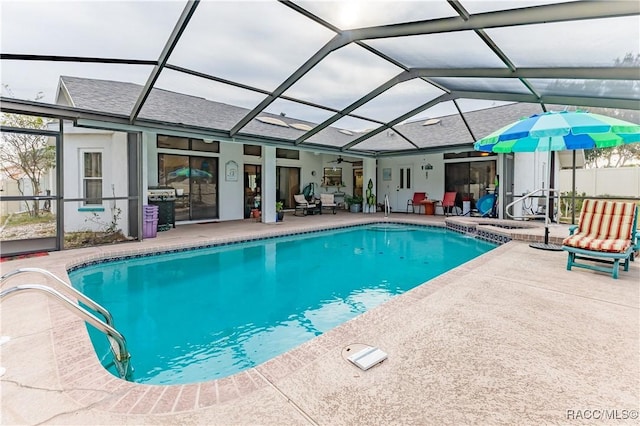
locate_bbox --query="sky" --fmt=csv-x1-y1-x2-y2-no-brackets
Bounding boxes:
1,0,638,132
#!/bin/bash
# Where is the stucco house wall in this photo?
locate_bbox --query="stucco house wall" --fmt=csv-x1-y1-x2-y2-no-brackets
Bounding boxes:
62,125,129,234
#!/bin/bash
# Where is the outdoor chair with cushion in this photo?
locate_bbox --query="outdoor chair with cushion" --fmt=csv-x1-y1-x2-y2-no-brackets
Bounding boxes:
407,192,427,214
294,194,316,216
320,193,337,214
562,199,638,279
441,192,458,216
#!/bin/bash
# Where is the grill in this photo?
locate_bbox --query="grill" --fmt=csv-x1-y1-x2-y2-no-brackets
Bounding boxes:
147,187,176,201
147,187,176,230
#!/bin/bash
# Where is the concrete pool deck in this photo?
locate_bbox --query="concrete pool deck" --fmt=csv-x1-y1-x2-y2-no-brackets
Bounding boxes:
1,212,639,425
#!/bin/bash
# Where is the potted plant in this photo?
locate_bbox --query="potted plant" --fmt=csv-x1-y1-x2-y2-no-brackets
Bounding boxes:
365,178,376,213
276,201,284,222
345,195,363,213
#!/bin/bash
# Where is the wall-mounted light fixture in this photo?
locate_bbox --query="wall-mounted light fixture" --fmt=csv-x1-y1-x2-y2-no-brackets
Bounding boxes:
421,162,433,179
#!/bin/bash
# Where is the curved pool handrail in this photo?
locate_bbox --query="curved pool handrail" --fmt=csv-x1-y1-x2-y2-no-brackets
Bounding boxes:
0,267,114,327
0,284,132,380
506,188,558,222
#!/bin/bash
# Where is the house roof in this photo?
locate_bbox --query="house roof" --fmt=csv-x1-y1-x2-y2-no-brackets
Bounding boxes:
59,75,550,154
1,0,638,157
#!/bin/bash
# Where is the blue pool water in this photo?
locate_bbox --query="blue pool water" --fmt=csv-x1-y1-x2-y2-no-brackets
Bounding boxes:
69,224,496,384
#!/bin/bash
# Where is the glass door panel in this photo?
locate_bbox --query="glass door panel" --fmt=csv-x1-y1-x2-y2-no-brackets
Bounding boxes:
469,161,496,209
245,165,261,217
190,156,217,220
353,169,363,198
276,166,300,209
159,154,218,221
159,154,190,221
445,160,496,211
444,162,467,210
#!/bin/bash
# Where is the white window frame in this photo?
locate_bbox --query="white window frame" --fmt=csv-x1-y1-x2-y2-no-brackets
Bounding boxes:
80,149,103,206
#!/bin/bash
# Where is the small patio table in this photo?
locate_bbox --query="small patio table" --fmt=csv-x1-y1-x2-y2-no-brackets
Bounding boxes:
419,199,437,215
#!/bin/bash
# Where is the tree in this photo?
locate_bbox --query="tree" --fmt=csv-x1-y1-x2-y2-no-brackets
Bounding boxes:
546,53,640,168
0,85,56,216
584,142,640,168
582,100,640,168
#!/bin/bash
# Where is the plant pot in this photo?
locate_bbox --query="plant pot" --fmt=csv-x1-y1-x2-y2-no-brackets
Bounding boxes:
277,211,284,221
350,203,361,213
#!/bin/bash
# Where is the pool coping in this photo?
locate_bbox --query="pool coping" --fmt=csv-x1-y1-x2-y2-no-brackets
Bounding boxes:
51,217,510,415
65,220,449,272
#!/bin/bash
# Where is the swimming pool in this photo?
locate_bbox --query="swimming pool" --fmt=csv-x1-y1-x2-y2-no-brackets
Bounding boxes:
69,223,496,384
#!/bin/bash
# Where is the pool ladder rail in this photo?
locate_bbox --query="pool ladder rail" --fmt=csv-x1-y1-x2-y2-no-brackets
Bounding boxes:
384,194,391,217
0,268,133,381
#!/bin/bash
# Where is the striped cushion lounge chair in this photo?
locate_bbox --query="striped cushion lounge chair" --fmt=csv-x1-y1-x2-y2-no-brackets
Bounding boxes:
562,199,638,279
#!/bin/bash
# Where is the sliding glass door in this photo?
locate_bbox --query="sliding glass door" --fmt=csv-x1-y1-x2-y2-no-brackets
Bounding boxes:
445,159,496,211
276,166,300,209
159,154,218,221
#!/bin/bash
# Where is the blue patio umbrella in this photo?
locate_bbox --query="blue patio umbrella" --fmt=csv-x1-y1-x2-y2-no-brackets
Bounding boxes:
474,110,640,250
167,166,212,180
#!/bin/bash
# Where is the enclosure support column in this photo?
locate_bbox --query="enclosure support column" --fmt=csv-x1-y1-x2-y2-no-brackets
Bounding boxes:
262,146,276,223
56,121,64,251
363,158,376,214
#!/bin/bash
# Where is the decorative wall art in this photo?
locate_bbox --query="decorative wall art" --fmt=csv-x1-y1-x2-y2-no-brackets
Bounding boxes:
225,160,238,181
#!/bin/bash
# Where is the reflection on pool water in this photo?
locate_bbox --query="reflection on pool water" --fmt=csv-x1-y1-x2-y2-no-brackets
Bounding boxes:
69,223,496,384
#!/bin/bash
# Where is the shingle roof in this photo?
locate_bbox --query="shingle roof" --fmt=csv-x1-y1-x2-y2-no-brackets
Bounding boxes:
58,76,588,154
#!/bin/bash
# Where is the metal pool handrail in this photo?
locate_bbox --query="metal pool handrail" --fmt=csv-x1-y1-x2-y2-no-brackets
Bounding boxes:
0,284,133,380
506,188,557,221
1,267,114,327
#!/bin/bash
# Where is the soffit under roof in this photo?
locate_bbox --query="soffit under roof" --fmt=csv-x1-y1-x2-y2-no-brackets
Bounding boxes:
1,0,638,158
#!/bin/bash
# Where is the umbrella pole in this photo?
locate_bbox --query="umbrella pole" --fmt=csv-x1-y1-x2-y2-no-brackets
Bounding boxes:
530,149,562,251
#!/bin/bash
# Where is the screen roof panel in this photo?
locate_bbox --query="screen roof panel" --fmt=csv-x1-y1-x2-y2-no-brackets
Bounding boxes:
350,79,446,123
1,61,154,104
0,0,183,59
168,0,335,92
295,0,456,30
265,98,336,126
352,128,418,152
1,0,638,158
530,78,640,101
461,0,577,14
282,44,404,111
366,31,507,69
155,68,266,112
306,116,380,147
429,77,531,95
485,16,640,68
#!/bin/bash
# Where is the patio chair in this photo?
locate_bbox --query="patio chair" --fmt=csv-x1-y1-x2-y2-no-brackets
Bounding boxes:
294,194,317,216
441,192,458,216
320,193,337,214
476,193,497,217
407,192,427,214
562,199,638,279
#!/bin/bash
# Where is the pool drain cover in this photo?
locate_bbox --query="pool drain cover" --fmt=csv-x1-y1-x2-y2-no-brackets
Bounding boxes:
346,345,388,370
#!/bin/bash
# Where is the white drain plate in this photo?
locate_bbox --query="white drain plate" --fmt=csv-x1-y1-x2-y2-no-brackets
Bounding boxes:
347,346,387,370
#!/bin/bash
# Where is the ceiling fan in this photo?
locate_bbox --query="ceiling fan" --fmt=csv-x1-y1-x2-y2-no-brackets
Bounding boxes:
328,155,360,164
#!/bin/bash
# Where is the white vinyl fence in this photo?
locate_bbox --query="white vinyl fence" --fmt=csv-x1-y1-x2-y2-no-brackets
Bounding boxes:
559,167,640,198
